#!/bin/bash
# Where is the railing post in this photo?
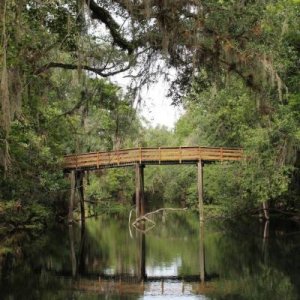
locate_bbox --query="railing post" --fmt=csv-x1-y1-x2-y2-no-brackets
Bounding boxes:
179,146,182,163
159,147,161,164
198,160,204,223
140,147,142,164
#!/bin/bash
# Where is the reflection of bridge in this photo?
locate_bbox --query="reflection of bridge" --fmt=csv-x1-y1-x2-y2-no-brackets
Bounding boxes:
66,221,211,290
63,146,243,224
71,278,215,296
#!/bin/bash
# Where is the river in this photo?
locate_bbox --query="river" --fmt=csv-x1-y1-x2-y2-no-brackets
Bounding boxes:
0,211,299,299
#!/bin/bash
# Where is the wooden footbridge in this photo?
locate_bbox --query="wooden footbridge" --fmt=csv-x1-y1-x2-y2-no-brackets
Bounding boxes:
64,147,243,170
64,146,243,224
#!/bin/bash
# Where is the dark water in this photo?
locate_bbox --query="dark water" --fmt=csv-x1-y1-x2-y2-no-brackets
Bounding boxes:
0,211,299,299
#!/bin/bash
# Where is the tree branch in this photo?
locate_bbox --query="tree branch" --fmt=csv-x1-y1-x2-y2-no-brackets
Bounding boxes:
35,62,131,77
133,207,188,226
85,0,135,54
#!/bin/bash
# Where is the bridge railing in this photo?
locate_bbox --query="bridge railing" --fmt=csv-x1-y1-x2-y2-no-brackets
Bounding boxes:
63,147,243,170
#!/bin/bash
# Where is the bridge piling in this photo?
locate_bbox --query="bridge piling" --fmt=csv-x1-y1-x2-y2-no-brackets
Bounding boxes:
68,170,85,225
76,171,85,226
198,160,204,223
68,170,76,224
135,164,145,218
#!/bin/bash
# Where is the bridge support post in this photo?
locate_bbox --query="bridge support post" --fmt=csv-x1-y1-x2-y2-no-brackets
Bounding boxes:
198,160,204,223
76,171,85,226
68,170,76,224
68,170,85,225
135,164,145,218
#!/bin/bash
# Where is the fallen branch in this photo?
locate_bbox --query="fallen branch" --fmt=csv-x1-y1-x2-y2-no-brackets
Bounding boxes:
132,207,188,230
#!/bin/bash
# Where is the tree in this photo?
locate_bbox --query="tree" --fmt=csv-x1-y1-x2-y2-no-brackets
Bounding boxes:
83,0,299,102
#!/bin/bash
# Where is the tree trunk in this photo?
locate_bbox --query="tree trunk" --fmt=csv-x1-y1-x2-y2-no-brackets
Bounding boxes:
262,201,269,220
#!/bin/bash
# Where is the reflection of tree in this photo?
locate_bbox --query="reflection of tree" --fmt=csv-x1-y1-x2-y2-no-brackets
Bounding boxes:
0,214,299,298
212,265,296,300
83,213,205,278
0,229,72,299
67,213,300,299
68,223,87,278
262,220,269,265
85,217,139,274
206,219,299,299
68,225,77,277
78,223,86,275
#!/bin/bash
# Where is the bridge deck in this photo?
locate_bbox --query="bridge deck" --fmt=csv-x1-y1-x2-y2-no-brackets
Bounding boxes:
64,146,243,171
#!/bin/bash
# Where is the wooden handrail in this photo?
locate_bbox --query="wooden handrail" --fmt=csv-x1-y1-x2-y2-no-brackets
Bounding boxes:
63,146,243,171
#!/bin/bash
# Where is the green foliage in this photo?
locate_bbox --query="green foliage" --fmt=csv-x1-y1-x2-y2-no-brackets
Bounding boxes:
1,0,300,225
204,164,245,213
0,64,141,225
141,125,178,147
86,169,134,203
0,201,51,230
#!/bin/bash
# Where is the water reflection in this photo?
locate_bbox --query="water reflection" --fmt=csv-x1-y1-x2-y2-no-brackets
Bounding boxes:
138,230,146,281
69,225,77,277
199,222,205,283
262,220,269,265
0,212,299,299
68,216,208,285
68,223,87,278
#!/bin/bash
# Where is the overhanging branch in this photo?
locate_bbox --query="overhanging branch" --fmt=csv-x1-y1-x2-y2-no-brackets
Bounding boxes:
85,0,135,54
35,62,131,77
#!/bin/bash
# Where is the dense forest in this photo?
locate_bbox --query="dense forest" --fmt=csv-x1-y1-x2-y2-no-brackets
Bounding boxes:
0,0,300,230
